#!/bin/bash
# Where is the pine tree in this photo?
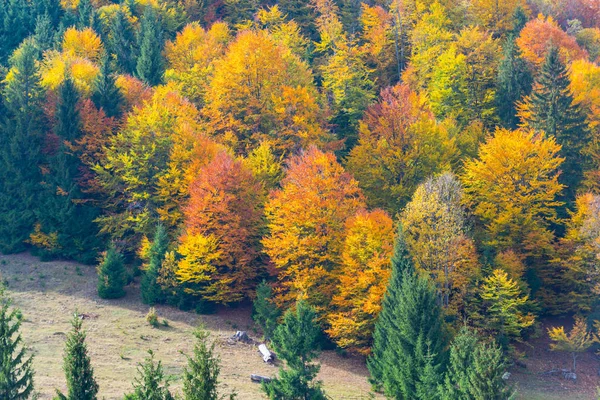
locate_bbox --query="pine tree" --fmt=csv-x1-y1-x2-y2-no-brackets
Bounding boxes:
0,0,35,64
0,39,43,254
33,14,56,53
182,326,236,400
520,46,590,202
262,300,327,400
136,6,165,86
92,55,123,119
55,313,99,400
97,244,127,299
76,0,96,30
34,77,100,264
496,38,532,129
252,281,281,341
0,287,35,400
141,225,168,305
125,350,174,400
441,326,513,400
107,9,136,75
367,241,447,399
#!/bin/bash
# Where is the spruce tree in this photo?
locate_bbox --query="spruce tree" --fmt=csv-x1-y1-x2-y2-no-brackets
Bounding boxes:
97,244,127,299
125,350,174,400
136,6,164,86
141,224,168,305
55,313,99,400
262,300,327,400
0,287,35,400
0,0,35,64
0,39,43,254
496,38,532,129
252,281,281,340
441,327,513,400
92,55,123,119
107,9,136,75
182,326,236,400
523,46,590,202
33,14,56,54
368,227,447,399
76,0,96,30
34,76,100,263
278,0,318,39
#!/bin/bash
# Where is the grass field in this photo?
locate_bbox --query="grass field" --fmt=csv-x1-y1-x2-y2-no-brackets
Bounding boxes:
1,252,598,399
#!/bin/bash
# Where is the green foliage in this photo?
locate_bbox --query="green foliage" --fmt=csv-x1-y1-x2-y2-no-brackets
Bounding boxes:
0,287,35,400
368,250,447,399
126,350,174,400
252,281,281,340
441,326,513,400
107,9,137,75
92,55,123,119
136,6,165,86
141,225,169,305
262,300,327,400
146,307,159,327
182,326,235,400
0,39,43,254
97,244,127,299
55,313,99,400
496,38,532,129
0,0,36,64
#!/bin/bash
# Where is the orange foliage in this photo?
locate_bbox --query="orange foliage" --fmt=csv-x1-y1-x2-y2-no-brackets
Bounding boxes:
114,75,153,113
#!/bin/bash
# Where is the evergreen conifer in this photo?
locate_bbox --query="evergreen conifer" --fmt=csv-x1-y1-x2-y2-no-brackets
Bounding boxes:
125,350,173,400
92,55,123,119
136,6,164,86
108,9,136,75
496,38,532,129
252,281,281,340
141,225,168,305
97,244,127,299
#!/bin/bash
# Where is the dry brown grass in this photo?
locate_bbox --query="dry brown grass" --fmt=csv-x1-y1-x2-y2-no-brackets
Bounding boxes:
0,253,377,400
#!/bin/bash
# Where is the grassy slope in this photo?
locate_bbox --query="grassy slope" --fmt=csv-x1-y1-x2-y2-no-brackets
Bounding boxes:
0,253,376,400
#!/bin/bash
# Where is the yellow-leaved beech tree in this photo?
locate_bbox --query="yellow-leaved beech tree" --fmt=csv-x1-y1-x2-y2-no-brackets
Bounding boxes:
327,209,394,355
263,146,365,315
203,29,332,156
401,173,480,317
176,151,264,303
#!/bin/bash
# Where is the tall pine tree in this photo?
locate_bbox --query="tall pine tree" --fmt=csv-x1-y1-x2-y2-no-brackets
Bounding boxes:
107,9,137,75
136,6,165,86
125,350,174,400
0,39,44,254
519,46,590,203
0,287,35,400
92,55,123,119
496,38,532,129
368,225,447,399
141,224,168,305
55,313,99,400
0,0,35,64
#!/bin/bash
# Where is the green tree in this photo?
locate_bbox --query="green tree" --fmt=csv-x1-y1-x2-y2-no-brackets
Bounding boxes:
252,281,281,341
92,55,123,119
262,300,327,400
55,313,99,400
97,244,127,299
367,247,447,399
0,39,43,254
182,326,236,400
125,350,174,400
0,0,35,64
441,326,513,400
496,38,532,129
519,46,590,203
0,287,35,400
141,225,169,305
107,8,136,75
136,6,165,86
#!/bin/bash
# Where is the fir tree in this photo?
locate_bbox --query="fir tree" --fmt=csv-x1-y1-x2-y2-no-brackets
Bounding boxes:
125,350,174,400
33,0,63,29
223,0,258,26
76,0,96,30
141,224,168,305
97,244,127,299
0,287,35,400
182,326,236,400
252,281,281,340
279,0,318,39
441,327,513,400
0,0,35,64
521,46,590,202
136,6,165,86
107,9,137,75
262,300,327,400
54,313,99,400
367,246,447,399
496,38,532,129
33,14,56,54
0,39,43,254
92,55,123,119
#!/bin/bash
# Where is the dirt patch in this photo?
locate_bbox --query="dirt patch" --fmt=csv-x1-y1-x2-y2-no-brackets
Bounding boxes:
0,253,377,399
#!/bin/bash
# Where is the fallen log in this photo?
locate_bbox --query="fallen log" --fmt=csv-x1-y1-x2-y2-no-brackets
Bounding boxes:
258,343,274,363
251,374,272,383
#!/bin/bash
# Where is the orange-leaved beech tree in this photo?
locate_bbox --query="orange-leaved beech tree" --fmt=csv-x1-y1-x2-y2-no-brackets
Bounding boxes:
176,151,264,304
263,146,365,315
326,209,394,355
346,84,456,214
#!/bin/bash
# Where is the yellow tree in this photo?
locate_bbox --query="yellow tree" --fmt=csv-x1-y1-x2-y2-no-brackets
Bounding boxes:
470,0,526,34
327,209,394,355
262,146,365,315
548,316,597,373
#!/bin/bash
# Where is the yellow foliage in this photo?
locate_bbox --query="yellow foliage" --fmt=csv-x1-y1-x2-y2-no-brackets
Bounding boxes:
40,51,100,96
62,28,104,62
176,233,222,288
29,223,60,251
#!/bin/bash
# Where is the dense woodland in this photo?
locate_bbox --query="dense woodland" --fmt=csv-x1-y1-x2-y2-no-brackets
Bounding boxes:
1,0,600,398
